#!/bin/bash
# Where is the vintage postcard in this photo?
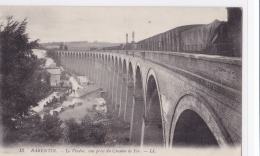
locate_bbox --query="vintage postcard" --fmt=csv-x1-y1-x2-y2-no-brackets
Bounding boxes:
0,6,242,156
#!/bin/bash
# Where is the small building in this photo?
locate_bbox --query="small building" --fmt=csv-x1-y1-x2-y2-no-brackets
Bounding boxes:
68,84,102,101
77,76,90,85
49,62,57,67
94,98,107,112
60,80,71,87
90,47,98,51
45,67,61,86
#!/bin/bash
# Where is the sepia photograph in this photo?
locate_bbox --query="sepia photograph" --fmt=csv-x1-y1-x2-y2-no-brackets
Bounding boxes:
0,5,245,156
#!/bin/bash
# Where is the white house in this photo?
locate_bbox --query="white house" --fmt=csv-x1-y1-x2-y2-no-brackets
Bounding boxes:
45,67,61,86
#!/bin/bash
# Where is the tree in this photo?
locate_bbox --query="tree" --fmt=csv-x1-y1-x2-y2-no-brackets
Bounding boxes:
3,112,63,144
2,110,42,144
60,71,66,80
64,118,86,144
28,114,63,143
60,81,64,87
59,43,64,50
0,16,51,144
46,49,61,66
64,45,68,51
64,108,108,145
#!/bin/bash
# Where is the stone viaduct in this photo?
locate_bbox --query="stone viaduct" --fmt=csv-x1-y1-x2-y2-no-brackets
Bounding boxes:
56,50,242,148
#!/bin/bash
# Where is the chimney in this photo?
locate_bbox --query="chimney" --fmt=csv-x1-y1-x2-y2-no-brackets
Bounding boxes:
132,31,135,42
126,34,128,44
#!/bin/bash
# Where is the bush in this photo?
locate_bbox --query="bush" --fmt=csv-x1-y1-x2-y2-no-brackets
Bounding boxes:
3,112,63,145
64,118,86,144
46,49,61,66
64,108,108,145
63,106,130,146
32,114,63,143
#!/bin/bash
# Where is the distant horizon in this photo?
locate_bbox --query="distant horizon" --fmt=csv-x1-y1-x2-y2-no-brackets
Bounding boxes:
40,41,124,44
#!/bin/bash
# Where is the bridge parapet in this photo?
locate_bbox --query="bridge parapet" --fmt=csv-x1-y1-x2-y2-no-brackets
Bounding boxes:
142,51,241,89
109,50,242,102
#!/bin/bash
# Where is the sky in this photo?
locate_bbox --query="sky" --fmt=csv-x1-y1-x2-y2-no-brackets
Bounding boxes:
0,7,227,43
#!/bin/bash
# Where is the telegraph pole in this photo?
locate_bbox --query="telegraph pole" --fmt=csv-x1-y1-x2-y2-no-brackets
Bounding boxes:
132,31,135,42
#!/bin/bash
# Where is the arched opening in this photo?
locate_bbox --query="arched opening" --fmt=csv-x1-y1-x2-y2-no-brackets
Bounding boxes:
72,53,75,73
143,75,164,146
125,62,134,122
172,109,219,147
76,53,79,75
65,52,68,70
83,53,86,76
104,55,108,91
117,58,123,116
66,53,69,71
114,57,119,110
80,53,84,75
89,53,93,80
73,53,77,74
82,53,85,76
109,56,114,107
71,53,75,73
130,66,144,146
80,54,84,76
78,54,81,75
96,54,101,87
93,54,97,82
119,59,127,118
107,56,111,96
99,54,104,87
112,57,119,109
86,53,90,77
77,53,80,75
86,53,92,77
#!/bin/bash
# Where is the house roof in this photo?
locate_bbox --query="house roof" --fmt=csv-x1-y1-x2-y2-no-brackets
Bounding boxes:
62,98,84,107
49,106,63,115
69,85,101,98
95,98,106,105
46,68,61,75
77,76,89,83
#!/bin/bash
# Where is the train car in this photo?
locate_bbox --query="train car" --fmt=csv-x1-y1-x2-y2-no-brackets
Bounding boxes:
102,19,237,57
103,42,138,51
102,45,122,51
137,24,203,52
180,19,231,56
